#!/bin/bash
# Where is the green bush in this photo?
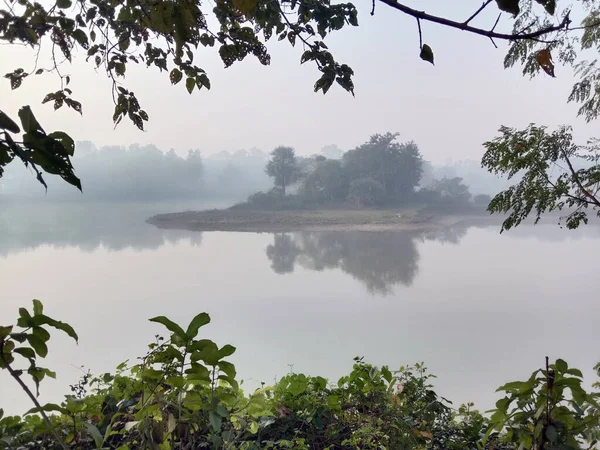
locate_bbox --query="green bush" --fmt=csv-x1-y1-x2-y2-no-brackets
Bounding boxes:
1,301,599,450
348,177,386,207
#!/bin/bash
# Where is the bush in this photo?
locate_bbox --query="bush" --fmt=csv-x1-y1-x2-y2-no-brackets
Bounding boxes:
1,301,600,450
348,177,386,206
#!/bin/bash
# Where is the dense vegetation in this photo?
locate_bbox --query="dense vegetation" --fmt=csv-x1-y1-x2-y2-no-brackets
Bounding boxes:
239,133,486,211
1,300,600,450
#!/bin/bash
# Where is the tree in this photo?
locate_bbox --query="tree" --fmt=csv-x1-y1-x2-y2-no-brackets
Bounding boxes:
348,177,386,206
299,158,348,203
432,177,472,205
265,146,299,196
482,124,600,231
343,133,423,202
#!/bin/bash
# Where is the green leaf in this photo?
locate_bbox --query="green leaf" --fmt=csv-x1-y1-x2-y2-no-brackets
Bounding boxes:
26,403,68,416
72,29,88,48
32,299,43,316
186,313,210,339
209,411,221,431
149,316,187,340
555,359,568,373
0,326,12,340
32,315,78,343
170,68,183,85
381,366,393,383
218,344,236,359
14,347,35,359
56,0,72,8
48,132,75,156
215,404,228,417
495,0,520,16
32,327,50,343
0,110,20,133
84,423,103,448
566,368,583,377
27,334,48,357
545,425,558,442
17,307,33,327
218,360,236,378
185,77,195,94
420,44,434,65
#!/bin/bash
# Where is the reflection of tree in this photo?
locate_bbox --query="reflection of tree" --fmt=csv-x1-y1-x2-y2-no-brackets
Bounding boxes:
266,234,301,274
266,231,422,295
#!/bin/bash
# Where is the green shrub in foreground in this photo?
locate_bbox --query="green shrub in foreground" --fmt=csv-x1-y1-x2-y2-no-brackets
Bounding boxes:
1,300,599,449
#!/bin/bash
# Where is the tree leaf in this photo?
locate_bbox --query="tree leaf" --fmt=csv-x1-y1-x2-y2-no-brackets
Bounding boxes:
185,77,195,94
0,326,13,340
149,316,187,340
26,334,48,357
170,68,183,85
85,423,104,448
536,48,555,77
14,347,35,359
32,299,43,316
0,110,20,133
232,0,257,16
56,0,72,8
217,344,235,359
18,106,42,133
32,315,79,343
495,0,520,16
420,44,434,65
555,358,568,373
48,132,75,156
209,411,222,431
545,425,558,442
26,403,69,416
186,313,210,339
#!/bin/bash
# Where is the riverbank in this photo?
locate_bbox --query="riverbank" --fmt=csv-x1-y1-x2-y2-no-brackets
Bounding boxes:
146,207,498,232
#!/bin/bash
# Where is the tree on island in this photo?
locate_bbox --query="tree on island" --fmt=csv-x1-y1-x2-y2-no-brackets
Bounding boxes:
265,146,299,196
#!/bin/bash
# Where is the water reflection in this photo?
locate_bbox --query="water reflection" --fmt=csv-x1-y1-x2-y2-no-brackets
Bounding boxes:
265,221,600,294
0,202,203,257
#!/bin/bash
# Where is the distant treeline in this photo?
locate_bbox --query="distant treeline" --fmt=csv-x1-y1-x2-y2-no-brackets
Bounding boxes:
0,139,510,204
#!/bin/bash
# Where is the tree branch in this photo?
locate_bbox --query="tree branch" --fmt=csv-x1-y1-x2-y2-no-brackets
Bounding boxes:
464,0,493,26
377,0,572,42
561,150,600,208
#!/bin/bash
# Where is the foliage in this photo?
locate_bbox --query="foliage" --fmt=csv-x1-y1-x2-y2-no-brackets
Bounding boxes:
298,159,348,204
482,124,600,232
1,0,359,188
265,147,300,197
430,177,472,205
342,134,423,203
2,300,600,449
347,177,386,206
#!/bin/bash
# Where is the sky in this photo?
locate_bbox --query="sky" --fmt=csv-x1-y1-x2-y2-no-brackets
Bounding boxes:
1,1,596,163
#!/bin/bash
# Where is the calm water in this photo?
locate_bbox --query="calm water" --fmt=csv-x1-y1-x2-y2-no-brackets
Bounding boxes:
1,202,599,414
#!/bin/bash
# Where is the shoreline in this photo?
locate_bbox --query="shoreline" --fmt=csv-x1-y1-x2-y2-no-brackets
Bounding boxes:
146,207,500,233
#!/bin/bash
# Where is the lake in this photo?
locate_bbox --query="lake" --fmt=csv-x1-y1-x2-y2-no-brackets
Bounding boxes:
1,202,599,415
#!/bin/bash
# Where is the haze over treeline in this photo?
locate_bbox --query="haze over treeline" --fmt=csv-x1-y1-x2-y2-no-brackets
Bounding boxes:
0,139,509,203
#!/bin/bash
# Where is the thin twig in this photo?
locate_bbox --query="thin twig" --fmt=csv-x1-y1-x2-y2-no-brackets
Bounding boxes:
370,0,375,16
561,149,600,207
416,17,422,49
464,0,492,26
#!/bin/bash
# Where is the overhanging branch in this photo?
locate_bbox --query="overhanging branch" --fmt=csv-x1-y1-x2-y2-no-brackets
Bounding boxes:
377,0,572,42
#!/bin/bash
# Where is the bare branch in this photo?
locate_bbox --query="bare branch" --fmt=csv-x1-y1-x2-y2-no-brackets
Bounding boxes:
464,0,493,26
377,0,572,42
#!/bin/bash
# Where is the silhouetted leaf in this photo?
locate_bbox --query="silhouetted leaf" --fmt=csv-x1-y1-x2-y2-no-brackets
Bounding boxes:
496,0,520,16
420,44,434,65
170,68,183,85
0,110,20,133
186,77,195,93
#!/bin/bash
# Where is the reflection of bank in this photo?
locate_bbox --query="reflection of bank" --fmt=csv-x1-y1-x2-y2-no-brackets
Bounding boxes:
0,203,204,257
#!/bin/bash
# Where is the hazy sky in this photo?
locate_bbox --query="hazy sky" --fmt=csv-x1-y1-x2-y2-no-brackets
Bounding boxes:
2,1,596,162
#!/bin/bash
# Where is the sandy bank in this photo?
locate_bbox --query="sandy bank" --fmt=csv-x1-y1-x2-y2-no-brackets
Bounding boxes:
146,208,498,233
